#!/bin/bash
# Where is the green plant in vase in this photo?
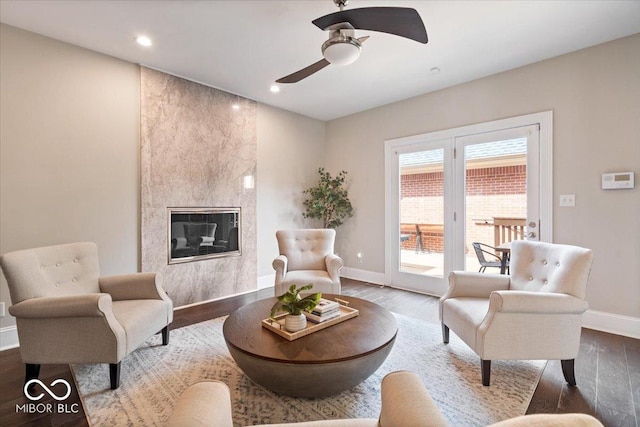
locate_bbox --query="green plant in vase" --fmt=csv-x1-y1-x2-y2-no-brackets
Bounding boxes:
271,284,322,332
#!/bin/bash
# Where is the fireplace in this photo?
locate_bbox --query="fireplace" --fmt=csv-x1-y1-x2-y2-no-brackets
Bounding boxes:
168,207,241,264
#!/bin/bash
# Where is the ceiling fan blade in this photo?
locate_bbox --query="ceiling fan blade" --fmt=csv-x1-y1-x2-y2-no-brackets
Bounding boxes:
357,36,370,44
276,58,331,84
313,7,428,44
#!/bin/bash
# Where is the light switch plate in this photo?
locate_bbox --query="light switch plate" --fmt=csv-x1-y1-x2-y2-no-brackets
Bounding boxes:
0,302,5,317
559,194,575,207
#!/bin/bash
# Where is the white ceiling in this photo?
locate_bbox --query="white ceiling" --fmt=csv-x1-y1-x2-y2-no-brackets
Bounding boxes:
1,0,639,121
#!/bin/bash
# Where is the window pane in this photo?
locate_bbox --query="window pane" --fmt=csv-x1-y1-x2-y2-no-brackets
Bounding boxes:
464,138,527,272
399,149,444,277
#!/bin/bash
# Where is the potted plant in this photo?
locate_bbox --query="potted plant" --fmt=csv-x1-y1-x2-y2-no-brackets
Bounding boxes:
270,284,322,332
302,168,354,228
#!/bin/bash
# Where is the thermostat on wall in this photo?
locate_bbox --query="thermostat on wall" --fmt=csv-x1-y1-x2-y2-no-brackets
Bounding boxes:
601,172,634,189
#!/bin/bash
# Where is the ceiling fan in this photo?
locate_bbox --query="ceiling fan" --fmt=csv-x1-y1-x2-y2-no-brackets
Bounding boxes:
276,0,428,84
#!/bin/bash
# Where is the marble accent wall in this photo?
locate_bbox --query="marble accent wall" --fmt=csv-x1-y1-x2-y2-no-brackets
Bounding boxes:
141,67,257,307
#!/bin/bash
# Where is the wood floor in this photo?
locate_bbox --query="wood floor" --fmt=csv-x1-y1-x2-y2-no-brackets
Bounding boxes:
1,278,637,426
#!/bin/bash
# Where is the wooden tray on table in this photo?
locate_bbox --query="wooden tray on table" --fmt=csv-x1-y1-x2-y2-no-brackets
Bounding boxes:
261,303,359,341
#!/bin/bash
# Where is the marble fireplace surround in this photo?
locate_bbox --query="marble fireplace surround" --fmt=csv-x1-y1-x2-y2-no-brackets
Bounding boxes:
140,67,257,307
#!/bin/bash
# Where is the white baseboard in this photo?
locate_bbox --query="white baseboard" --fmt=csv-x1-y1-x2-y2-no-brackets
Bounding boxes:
257,274,275,290
174,288,258,311
340,267,385,286
583,309,640,340
0,325,19,351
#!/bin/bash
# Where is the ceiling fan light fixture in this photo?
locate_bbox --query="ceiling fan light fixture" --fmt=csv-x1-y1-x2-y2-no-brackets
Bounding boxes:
276,3,428,84
322,37,361,66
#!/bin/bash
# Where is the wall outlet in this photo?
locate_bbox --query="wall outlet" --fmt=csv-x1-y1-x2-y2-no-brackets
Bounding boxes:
0,302,5,317
559,194,575,207
356,253,363,264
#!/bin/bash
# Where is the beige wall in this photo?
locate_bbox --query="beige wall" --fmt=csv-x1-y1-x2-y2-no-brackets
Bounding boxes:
256,104,326,279
0,24,140,329
325,34,640,319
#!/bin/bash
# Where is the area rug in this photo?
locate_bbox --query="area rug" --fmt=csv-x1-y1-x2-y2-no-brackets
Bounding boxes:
71,314,545,426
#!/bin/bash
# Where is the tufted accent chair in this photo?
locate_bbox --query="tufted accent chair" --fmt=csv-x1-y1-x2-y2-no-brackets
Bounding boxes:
273,229,343,295
439,240,593,386
0,242,173,390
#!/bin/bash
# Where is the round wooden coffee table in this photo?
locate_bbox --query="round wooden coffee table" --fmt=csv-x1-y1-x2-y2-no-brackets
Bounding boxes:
223,295,397,397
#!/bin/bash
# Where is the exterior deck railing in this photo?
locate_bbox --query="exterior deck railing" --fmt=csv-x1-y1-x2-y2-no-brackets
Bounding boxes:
492,217,526,247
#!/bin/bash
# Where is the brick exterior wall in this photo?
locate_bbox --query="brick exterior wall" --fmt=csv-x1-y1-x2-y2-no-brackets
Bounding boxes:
400,165,526,253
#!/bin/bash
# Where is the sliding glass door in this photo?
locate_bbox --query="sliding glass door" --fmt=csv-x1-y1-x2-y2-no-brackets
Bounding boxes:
385,113,551,296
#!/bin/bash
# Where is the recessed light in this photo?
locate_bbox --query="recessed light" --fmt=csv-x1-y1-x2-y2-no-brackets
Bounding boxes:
232,103,240,111
135,36,152,47
270,85,280,93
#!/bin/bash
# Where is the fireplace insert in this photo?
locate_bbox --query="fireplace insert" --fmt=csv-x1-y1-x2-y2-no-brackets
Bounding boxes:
168,207,241,264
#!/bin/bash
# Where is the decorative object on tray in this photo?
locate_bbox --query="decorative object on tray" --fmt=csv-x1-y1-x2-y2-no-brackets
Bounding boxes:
305,298,340,323
262,303,359,341
270,284,322,332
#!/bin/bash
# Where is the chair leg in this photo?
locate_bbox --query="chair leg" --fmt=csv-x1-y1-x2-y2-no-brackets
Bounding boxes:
25,364,41,391
561,359,577,386
161,325,170,346
442,324,449,344
110,362,121,390
481,359,491,386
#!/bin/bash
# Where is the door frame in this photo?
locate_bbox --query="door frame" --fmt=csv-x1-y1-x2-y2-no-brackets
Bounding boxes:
384,111,553,296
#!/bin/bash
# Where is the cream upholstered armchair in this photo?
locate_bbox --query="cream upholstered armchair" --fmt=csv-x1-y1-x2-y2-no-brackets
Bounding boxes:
273,229,343,295
440,240,593,386
0,242,173,390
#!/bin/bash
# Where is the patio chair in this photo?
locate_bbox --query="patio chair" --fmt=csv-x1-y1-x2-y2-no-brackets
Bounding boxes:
415,224,424,253
472,242,506,273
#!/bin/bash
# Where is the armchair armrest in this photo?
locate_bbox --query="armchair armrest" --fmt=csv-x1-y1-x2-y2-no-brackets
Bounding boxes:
489,414,603,427
272,255,288,276
489,291,589,314
99,272,169,301
199,236,216,245
272,255,289,294
325,254,343,280
9,294,113,318
442,271,510,299
167,381,233,427
379,371,449,427
173,237,188,249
